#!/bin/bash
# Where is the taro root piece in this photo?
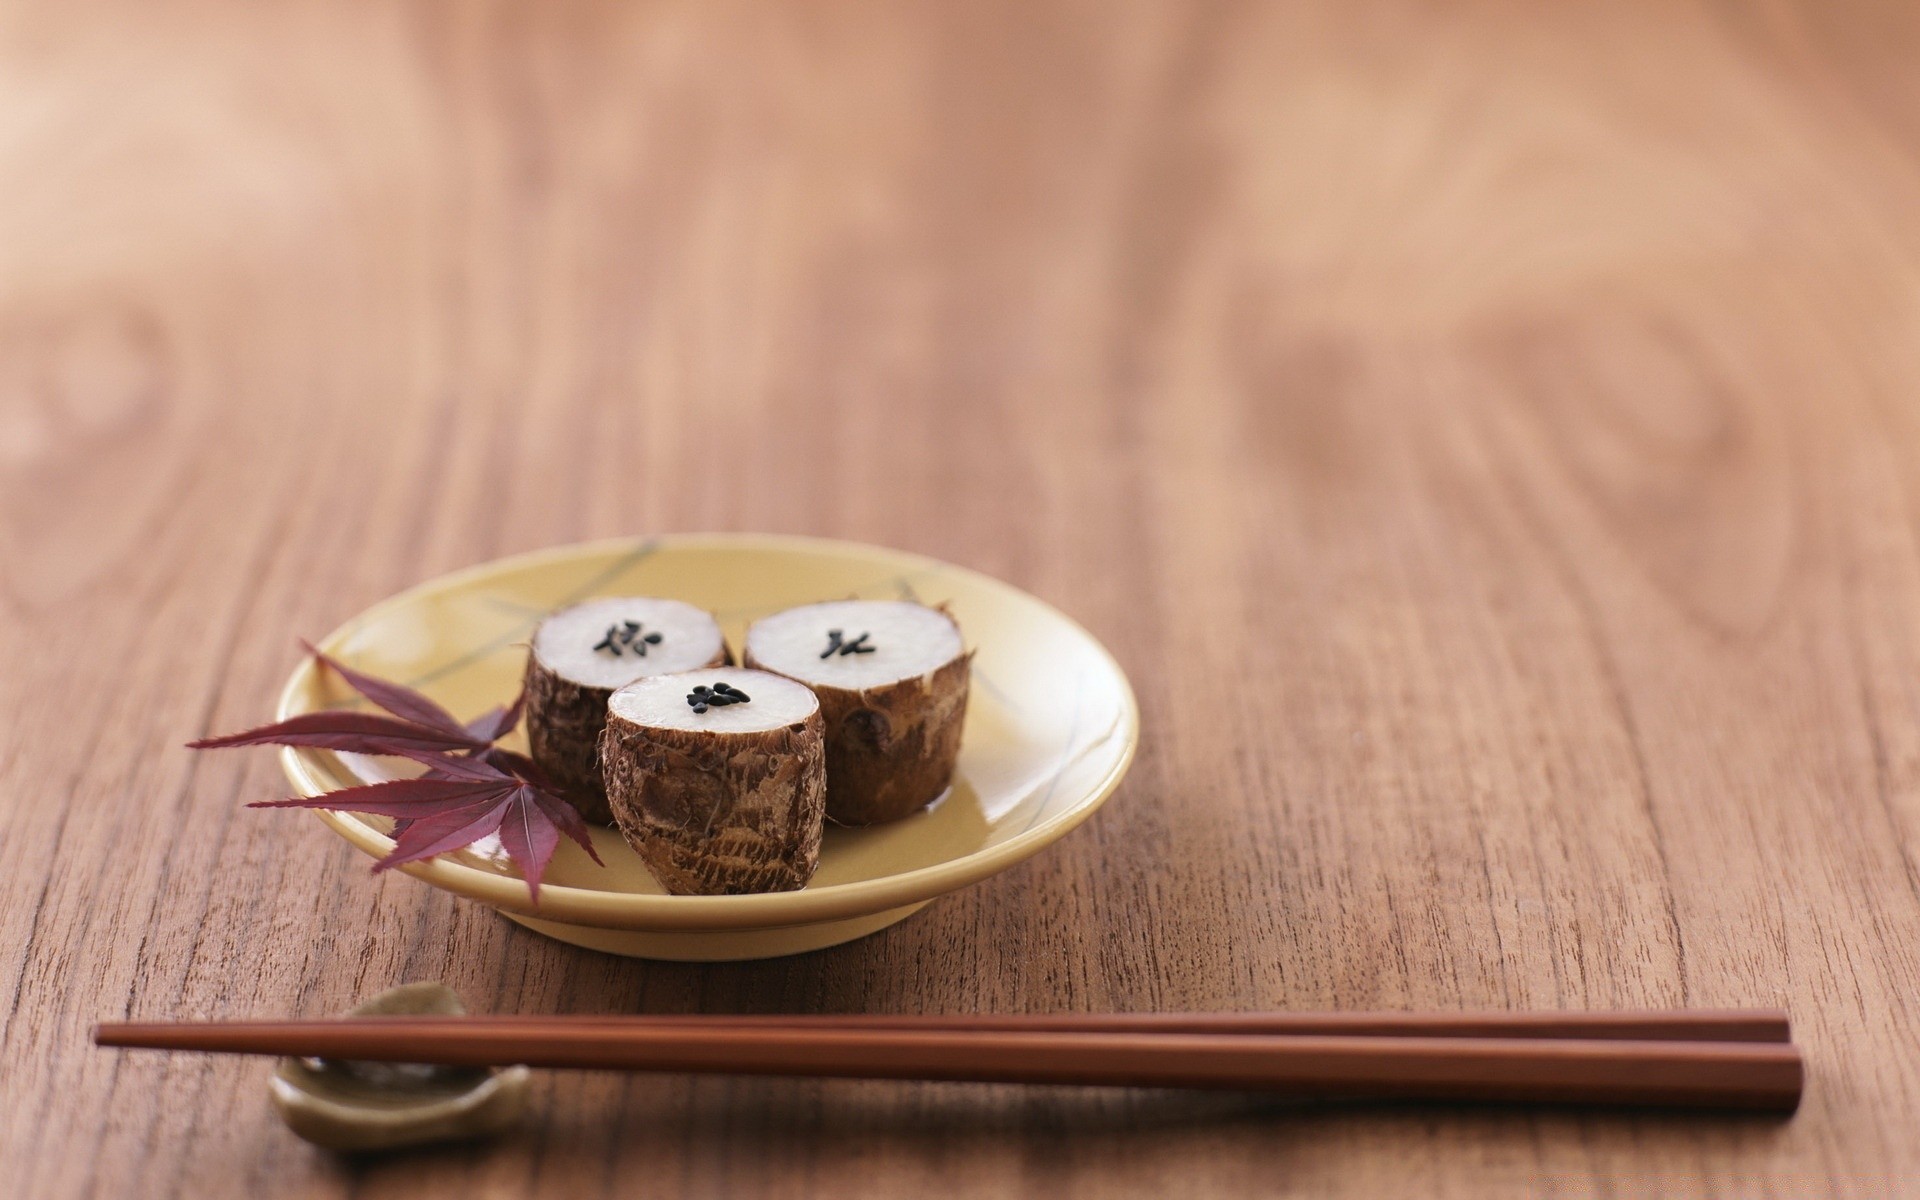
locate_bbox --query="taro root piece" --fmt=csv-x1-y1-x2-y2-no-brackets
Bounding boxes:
524,597,728,823
744,600,970,825
269,982,530,1153
599,667,826,895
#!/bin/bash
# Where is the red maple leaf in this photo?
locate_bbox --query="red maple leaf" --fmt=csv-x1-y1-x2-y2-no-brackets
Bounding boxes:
189,645,602,900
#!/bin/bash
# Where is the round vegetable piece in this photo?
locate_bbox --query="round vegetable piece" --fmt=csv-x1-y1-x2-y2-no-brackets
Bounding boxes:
524,597,729,823
744,600,970,824
600,668,826,895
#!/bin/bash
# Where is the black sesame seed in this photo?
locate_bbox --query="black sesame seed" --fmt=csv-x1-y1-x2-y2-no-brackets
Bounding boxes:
644,632,663,644
692,702,709,713
838,631,874,656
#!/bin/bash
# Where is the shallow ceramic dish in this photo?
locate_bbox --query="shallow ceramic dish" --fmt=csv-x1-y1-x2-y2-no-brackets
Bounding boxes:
277,534,1138,960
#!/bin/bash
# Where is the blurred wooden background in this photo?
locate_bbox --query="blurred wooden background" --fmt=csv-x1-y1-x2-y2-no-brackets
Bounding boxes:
6,1,1920,1195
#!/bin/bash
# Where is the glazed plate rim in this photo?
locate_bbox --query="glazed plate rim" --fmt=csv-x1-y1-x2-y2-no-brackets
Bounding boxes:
276,532,1139,932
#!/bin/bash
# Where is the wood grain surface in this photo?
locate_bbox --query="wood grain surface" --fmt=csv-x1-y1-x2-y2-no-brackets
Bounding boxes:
3,1,1919,1195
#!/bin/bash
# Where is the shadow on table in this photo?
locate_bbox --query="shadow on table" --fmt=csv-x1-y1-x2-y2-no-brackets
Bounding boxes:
549,1077,1791,1174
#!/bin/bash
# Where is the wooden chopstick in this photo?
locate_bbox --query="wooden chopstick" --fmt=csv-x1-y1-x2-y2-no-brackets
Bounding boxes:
368,1009,1788,1043
94,1015,1803,1111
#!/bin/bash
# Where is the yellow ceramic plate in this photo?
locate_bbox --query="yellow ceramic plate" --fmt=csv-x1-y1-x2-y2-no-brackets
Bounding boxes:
277,534,1138,960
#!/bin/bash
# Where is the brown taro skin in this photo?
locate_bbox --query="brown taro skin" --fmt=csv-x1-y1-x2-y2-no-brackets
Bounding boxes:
598,710,826,895
745,645,972,826
523,660,619,823
523,644,731,825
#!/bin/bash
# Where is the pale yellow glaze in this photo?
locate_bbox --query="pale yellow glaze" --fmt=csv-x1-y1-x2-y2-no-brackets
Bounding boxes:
276,533,1139,960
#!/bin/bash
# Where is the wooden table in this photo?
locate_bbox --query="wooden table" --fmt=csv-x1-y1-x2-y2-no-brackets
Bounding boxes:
5,1,1918,1195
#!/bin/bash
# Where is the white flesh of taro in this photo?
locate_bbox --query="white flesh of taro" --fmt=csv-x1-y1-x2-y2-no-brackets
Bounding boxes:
532,596,726,688
607,667,819,733
743,600,963,690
